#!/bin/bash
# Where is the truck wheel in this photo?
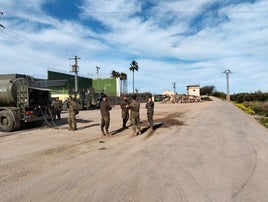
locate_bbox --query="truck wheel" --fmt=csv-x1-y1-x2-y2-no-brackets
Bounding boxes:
0,110,15,132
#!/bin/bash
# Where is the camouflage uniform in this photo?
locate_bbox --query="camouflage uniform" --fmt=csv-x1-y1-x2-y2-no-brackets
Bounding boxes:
145,99,154,131
68,98,77,131
100,98,112,135
120,98,130,128
52,98,62,120
129,98,141,136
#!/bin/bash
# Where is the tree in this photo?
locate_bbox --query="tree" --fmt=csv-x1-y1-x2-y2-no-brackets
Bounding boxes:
200,85,215,95
111,70,120,79
120,72,127,95
129,60,139,93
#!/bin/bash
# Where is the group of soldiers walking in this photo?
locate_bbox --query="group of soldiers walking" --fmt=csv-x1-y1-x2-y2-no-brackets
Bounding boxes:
65,94,154,136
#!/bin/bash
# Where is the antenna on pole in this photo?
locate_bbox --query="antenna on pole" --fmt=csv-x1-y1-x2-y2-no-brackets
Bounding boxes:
69,56,81,99
223,69,232,101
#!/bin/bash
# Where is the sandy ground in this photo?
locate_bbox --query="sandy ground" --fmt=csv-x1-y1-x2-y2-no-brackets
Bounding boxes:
1,98,268,202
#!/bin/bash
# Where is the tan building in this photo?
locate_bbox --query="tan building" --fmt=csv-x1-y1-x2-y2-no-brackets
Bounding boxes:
187,85,200,97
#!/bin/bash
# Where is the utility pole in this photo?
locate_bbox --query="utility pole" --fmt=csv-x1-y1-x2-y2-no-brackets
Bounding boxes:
172,82,176,95
0,12,5,29
69,56,81,99
96,66,100,93
223,69,232,102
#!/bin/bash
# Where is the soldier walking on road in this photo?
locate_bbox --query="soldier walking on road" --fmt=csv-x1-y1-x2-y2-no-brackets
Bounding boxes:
67,96,77,131
129,95,141,136
120,96,130,129
100,94,112,136
145,95,154,132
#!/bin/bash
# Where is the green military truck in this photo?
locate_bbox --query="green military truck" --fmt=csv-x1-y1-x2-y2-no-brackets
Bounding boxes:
0,74,51,132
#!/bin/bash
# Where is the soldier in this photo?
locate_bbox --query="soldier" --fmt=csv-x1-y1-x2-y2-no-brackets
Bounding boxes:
129,95,141,136
67,96,77,131
52,97,62,120
145,95,154,132
99,94,112,136
120,96,130,129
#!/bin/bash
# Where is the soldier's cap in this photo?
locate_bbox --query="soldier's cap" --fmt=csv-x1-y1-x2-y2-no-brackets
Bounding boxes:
68,96,73,100
102,94,107,98
131,95,137,100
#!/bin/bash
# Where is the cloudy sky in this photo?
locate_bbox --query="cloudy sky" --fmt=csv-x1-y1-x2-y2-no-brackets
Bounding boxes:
0,0,267,94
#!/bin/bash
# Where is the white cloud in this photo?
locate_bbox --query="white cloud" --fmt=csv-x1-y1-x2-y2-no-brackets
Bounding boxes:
0,0,268,94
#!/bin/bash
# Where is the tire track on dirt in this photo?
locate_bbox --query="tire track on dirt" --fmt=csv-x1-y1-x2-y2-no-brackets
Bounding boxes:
0,136,101,187
231,141,258,200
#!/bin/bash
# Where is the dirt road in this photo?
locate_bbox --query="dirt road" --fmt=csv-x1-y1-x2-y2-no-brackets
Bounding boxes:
1,98,268,202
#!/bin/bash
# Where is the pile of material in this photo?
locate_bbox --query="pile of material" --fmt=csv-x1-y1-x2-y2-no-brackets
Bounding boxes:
160,94,201,104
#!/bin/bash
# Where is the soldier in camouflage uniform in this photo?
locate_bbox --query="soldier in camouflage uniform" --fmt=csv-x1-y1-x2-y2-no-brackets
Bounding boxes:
52,97,62,120
120,96,130,129
145,95,154,132
99,94,112,136
129,95,141,136
67,96,77,131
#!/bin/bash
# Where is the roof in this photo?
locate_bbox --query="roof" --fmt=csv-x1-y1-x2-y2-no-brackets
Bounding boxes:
29,87,51,91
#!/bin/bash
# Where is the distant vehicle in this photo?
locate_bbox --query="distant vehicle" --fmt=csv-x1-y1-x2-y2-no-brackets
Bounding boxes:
62,89,101,111
0,74,52,132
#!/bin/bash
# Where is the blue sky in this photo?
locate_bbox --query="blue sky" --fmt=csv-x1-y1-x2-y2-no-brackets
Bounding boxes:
0,0,268,94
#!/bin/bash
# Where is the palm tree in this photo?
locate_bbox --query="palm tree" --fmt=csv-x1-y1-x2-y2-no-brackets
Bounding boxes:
120,72,127,95
111,70,118,79
111,70,120,79
111,70,120,96
129,60,139,93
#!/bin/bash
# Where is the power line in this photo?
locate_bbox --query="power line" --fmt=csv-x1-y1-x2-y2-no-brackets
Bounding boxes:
2,10,268,15
0,28,68,58
0,11,4,28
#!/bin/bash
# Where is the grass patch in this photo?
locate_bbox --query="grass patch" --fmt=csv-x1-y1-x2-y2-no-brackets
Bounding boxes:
258,117,268,128
234,102,268,128
234,103,255,115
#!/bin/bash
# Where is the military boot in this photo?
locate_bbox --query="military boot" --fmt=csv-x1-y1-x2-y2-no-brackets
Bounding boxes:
138,126,141,135
123,119,127,129
105,129,110,136
68,123,74,131
73,123,77,131
132,126,137,136
149,126,153,132
101,127,106,136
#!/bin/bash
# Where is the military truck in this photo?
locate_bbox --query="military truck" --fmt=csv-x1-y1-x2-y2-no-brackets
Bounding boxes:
62,88,100,111
0,74,52,132
78,88,100,110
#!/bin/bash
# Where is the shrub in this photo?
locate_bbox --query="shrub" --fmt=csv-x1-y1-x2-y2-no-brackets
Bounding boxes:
235,103,255,115
258,117,268,128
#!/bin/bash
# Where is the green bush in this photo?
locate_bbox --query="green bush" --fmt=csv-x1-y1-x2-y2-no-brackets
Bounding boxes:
201,96,212,101
258,117,268,128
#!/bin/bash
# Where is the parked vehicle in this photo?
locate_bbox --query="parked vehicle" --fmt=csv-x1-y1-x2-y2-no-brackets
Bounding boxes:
0,74,51,132
62,88,100,111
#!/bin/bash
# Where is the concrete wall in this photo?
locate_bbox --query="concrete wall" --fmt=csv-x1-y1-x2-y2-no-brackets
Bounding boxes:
92,78,118,97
